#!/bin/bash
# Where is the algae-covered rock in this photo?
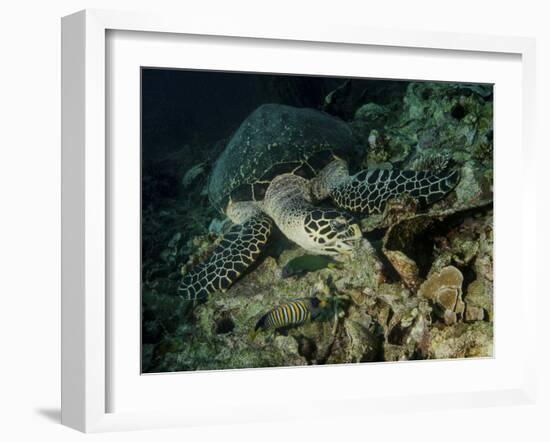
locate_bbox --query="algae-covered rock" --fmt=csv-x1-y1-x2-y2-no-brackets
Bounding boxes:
354,103,391,127
429,322,493,359
157,231,478,370
348,81,493,174
152,201,494,370
383,249,420,290
343,317,382,363
376,285,433,360
463,219,494,321
159,239,387,371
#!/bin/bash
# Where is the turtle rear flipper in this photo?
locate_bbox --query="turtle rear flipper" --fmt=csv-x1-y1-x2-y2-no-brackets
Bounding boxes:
330,168,460,215
178,214,272,300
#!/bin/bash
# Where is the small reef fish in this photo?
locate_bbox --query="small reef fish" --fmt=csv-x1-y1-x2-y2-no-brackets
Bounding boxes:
281,255,342,278
251,298,327,339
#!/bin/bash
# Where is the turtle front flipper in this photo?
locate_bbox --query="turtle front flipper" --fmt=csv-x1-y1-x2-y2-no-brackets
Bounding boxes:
330,168,460,215
177,214,272,300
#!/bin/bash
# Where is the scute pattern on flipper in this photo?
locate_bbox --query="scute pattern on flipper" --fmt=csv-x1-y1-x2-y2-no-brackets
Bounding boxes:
178,215,273,300
331,168,460,214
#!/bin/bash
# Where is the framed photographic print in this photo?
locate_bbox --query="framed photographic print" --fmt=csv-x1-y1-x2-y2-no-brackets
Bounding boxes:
61,9,537,432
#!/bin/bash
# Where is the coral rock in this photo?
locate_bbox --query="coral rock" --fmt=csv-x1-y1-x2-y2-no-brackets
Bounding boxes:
418,266,464,324
429,322,493,359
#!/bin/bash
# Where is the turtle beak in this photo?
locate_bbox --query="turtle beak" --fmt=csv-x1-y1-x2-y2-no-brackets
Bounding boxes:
343,223,362,246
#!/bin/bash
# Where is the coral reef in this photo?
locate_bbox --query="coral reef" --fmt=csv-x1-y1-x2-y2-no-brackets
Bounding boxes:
418,266,465,326
349,81,493,173
142,80,494,372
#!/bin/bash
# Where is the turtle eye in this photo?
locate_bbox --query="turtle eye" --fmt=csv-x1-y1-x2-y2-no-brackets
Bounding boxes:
331,216,348,232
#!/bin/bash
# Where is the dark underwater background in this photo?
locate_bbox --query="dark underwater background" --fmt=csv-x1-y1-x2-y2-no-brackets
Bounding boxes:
141,69,493,373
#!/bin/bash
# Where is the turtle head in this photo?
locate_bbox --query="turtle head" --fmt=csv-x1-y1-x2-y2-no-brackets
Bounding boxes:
303,209,362,255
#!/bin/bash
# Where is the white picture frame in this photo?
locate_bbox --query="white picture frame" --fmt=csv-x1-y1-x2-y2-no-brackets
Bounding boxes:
61,9,537,433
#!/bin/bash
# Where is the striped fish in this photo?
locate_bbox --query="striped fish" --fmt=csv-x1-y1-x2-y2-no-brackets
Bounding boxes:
254,298,326,334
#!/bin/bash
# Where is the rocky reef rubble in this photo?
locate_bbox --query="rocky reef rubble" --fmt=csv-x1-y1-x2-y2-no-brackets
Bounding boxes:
142,80,493,372
143,196,493,372
145,200,492,372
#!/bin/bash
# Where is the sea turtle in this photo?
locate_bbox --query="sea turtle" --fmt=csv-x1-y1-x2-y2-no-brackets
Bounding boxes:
178,104,460,300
